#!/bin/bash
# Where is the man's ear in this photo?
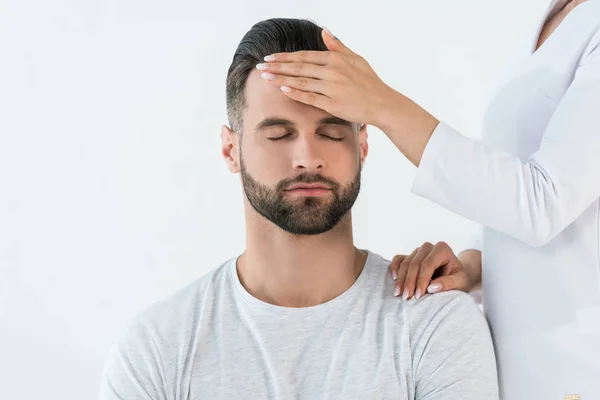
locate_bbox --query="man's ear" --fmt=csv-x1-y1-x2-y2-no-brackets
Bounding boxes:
221,125,240,173
358,124,368,167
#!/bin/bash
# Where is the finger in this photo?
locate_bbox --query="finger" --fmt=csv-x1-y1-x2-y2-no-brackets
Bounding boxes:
257,62,330,80
321,26,355,56
260,73,329,96
264,50,331,66
394,248,417,297
415,262,443,298
427,274,462,294
390,255,406,281
279,87,331,111
415,243,454,299
440,264,470,292
403,243,433,300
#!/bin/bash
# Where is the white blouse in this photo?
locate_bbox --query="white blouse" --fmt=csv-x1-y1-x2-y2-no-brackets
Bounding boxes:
411,0,600,398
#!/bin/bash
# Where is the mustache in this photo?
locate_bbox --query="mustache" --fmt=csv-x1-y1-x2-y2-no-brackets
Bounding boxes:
276,173,339,191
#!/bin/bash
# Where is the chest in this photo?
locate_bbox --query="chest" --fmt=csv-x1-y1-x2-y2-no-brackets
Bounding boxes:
186,309,413,400
536,0,590,51
481,1,598,159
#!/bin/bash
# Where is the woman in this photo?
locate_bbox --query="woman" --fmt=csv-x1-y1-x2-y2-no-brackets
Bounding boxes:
256,0,600,398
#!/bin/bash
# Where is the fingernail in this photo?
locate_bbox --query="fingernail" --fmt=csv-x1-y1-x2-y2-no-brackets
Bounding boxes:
392,270,397,281
321,25,335,39
280,86,292,93
427,283,442,293
256,63,270,71
415,288,421,300
264,55,276,61
261,72,275,81
394,285,400,297
402,288,409,301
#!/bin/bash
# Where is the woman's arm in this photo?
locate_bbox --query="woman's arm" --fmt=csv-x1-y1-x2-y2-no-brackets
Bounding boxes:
264,28,600,248
378,32,600,247
458,249,482,292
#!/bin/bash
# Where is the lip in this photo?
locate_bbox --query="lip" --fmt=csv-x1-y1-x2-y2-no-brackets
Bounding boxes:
285,183,331,191
285,187,331,197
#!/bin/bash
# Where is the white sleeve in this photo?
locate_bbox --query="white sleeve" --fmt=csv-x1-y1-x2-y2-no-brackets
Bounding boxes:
411,36,600,247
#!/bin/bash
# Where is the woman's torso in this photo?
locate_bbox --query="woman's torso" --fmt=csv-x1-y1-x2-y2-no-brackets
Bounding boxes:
480,1,600,398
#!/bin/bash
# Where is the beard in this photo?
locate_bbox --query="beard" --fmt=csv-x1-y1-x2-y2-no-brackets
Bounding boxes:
240,157,361,236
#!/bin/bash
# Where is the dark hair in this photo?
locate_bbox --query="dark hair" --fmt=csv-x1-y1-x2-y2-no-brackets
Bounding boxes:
225,18,327,134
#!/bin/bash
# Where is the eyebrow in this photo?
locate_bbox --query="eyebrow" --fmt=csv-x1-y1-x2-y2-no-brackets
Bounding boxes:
254,116,354,131
318,116,354,129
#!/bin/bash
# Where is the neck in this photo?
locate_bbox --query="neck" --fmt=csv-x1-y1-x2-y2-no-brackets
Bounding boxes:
237,207,367,308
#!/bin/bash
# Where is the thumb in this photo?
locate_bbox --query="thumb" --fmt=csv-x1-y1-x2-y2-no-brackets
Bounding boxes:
321,26,353,55
426,275,462,294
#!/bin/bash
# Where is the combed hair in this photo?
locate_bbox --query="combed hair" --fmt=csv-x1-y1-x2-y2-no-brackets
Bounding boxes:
225,18,327,133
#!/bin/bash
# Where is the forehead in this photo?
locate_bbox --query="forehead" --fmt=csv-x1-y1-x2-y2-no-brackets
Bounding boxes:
242,69,332,125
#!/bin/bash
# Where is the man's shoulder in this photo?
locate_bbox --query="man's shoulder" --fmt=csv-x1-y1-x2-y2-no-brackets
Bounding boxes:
119,257,236,343
352,251,482,326
405,293,498,397
362,250,393,282
411,290,480,313
406,290,489,342
408,290,483,322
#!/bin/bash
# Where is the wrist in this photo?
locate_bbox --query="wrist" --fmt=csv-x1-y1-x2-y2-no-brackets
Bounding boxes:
458,250,482,292
372,85,406,132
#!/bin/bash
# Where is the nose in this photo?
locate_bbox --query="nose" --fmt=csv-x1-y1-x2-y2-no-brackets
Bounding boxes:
292,136,326,172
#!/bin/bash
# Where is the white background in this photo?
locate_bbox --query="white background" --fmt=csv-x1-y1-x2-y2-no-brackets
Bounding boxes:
0,0,549,399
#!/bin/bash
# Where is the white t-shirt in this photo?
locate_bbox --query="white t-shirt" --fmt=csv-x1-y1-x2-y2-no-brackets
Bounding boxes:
100,251,498,399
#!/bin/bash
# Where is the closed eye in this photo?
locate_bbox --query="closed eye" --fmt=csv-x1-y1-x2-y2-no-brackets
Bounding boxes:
321,135,344,142
267,133,292,141
267,133,344,142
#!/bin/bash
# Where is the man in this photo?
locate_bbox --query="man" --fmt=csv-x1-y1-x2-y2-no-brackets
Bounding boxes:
100,18,498,399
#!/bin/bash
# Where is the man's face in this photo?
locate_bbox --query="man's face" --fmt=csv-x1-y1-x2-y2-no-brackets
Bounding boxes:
222,69,368,235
